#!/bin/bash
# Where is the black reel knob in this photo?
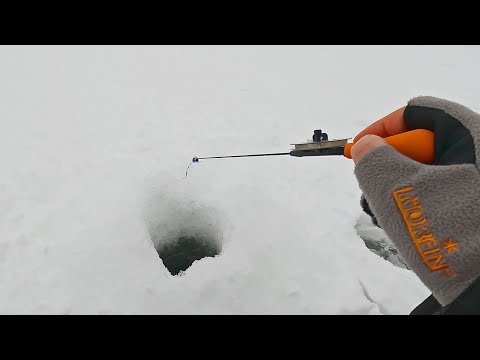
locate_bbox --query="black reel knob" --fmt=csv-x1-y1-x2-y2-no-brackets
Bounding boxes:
313,130,328,142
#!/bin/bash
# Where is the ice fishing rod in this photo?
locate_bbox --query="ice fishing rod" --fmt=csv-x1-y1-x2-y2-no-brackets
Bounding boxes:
192,129,435,164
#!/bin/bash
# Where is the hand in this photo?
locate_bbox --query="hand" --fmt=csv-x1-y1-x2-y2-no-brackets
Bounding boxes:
351,106,408,163
351,96,480,307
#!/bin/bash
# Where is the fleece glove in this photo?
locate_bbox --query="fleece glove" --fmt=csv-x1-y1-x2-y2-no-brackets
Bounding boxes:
355,96,480,306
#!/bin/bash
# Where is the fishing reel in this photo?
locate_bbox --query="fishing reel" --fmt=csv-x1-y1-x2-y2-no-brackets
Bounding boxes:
289,129,349,157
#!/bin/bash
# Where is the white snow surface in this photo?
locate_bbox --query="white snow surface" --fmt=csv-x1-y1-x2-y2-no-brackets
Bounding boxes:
2,45,479,314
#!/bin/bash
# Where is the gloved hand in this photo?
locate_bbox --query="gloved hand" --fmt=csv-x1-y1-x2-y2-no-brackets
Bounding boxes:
352,96,480,307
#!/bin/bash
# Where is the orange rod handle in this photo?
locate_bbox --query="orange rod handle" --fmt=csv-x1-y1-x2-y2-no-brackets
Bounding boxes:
343,129,435,164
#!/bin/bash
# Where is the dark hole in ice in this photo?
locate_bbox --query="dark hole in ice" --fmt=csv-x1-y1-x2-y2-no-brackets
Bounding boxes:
156,235,221,276
143,190,224,277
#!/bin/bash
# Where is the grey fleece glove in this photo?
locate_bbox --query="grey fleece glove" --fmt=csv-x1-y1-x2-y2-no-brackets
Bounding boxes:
355,96,480,306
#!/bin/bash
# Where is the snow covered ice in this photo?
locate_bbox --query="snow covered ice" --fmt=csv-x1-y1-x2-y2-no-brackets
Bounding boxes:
2,45,479,314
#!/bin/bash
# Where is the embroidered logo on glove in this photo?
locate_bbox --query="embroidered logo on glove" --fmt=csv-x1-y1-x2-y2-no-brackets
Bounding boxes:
393,187,457,278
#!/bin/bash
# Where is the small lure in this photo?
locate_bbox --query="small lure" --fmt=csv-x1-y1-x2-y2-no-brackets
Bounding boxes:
182,157,199,179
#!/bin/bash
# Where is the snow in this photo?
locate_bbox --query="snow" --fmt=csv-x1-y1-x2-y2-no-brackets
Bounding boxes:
3,45,478,314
